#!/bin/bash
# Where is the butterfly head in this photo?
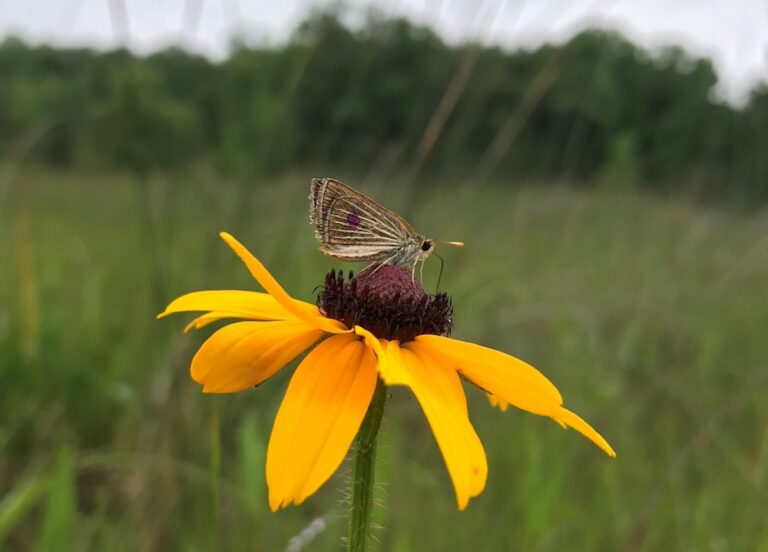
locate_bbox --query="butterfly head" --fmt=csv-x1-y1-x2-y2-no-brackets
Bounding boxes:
418,238,436,260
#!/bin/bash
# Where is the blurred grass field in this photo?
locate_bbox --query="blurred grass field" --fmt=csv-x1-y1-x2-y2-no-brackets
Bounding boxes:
2,169,768,551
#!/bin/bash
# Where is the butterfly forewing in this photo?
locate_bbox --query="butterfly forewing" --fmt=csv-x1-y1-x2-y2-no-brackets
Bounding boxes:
310,178,419,262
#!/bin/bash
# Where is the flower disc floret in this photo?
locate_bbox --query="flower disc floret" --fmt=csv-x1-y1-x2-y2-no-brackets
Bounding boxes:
317,265,453,342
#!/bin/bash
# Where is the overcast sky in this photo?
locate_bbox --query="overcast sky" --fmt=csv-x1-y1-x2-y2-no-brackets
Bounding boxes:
1,0,766,103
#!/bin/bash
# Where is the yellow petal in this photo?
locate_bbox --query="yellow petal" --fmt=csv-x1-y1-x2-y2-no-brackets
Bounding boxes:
267,333,377,510
414,336,615,457
555,408,616,457
180,305,323,333
191,321,324,393
413,335,562,417
354,325,388,376
158,289,301,323
486,393,509,412
385,341,487,510
219,232,347,334
183,311,245,333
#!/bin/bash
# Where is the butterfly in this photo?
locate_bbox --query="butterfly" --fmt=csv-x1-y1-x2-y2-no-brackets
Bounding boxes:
309,177,463,273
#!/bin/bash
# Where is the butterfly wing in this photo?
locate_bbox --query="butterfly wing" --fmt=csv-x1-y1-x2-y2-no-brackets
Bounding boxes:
309,178,418,263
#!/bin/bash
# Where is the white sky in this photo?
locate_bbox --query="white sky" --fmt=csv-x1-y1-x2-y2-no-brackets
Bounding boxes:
1,0,766,103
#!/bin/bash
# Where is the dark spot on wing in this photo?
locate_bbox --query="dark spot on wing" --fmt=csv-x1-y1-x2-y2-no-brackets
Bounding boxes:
347,211,361,228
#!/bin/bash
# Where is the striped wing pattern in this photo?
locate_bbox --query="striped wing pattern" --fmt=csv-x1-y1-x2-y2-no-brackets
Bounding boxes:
309,178,416,262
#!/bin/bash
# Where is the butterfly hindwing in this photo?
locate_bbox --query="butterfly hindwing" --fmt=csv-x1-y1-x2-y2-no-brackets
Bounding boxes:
310,178,418,262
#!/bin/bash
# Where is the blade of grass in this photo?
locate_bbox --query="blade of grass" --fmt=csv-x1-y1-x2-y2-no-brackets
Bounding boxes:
0,476,50,547
237,415,266,514
35,447,77,552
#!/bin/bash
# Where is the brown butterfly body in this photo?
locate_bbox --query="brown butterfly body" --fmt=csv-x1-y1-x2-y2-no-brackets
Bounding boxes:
309,178,437,269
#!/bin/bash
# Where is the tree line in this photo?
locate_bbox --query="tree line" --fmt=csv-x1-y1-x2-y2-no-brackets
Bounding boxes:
1,11,766,200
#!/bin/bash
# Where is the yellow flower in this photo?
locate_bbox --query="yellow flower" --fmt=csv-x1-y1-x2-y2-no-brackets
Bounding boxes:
159,232,615,511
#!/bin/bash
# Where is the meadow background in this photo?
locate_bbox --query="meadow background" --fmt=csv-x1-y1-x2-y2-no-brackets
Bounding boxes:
2,5,768,551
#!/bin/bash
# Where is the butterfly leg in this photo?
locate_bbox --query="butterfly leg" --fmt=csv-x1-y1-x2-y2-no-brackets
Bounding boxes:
361,261,378,274
363,253,399,278
410,258,421,282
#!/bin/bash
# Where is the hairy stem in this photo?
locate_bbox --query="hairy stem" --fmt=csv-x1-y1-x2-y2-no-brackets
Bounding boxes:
348,379,387,552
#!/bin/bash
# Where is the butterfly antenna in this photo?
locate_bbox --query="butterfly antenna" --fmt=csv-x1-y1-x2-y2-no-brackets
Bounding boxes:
434,252,445,293
442,241,464,247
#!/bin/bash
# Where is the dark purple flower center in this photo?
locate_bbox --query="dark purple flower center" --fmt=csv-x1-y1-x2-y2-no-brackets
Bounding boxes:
317,264,453,342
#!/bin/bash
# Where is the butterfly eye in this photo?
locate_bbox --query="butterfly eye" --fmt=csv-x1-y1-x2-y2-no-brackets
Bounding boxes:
421,241,432,251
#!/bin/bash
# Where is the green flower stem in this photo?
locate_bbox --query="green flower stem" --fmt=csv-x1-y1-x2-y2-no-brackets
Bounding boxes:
348,379,387,552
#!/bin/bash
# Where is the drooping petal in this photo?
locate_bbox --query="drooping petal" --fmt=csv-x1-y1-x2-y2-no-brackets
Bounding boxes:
267,333,377,510
488,394,569,427
413,335,615,457
191,321,324,393
158,289,317,322
382,340,487,510
555,408,616,457
219,232,347,334
413,335,562,416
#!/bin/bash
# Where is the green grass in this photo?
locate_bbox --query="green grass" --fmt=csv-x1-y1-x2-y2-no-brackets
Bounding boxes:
2,169,768,550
